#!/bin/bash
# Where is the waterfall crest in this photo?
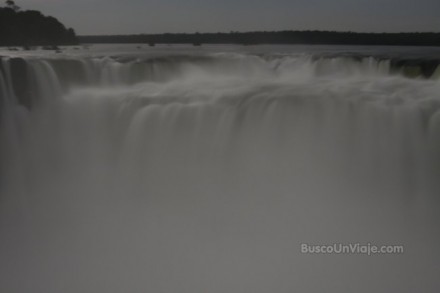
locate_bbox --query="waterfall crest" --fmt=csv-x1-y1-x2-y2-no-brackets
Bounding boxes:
1,51,440,293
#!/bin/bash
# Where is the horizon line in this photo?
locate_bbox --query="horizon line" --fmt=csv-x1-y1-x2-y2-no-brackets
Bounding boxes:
78,30,440,37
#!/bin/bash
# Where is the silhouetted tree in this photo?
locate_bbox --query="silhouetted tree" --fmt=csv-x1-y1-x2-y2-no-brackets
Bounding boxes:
0,1,78,46
5,0,19,11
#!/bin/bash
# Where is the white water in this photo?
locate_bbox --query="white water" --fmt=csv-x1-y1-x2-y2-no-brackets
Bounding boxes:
1,46,440,293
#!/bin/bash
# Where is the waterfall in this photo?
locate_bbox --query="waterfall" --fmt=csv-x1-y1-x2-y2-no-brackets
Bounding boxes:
1,51,440,293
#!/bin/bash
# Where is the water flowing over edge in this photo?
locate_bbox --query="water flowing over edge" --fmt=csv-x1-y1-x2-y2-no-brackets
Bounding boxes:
1,50,440,293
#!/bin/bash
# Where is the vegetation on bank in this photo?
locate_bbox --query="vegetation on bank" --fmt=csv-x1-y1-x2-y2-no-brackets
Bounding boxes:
0,0,78,46
80,31,440,47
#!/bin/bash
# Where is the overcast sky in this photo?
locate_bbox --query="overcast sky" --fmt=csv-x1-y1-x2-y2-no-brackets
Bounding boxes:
12,0,440,35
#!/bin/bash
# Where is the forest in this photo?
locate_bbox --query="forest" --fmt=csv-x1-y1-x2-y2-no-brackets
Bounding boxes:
80,31,440,46
0,0,78,46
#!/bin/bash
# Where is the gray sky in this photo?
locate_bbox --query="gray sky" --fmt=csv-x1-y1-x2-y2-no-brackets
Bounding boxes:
13,0,440,35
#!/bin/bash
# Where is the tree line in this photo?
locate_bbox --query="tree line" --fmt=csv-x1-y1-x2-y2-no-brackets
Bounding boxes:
80,31,440,46
0,0,78,46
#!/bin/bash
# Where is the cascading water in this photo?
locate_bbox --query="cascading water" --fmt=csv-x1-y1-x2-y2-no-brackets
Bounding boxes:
1,46,440,293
